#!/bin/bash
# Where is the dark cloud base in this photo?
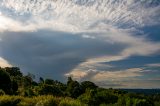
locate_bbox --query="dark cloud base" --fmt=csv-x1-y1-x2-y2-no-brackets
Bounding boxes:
0,30,125,81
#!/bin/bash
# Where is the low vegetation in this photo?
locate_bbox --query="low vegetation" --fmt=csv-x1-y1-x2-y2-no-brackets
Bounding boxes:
0,67,160,106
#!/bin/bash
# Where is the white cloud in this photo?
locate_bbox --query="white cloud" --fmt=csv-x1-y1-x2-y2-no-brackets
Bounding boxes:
0,0,159,33
0,57,12,67
65,70,90,80
65,67,160,88
66,68,143,81
65,69,99,81
92,68,143,82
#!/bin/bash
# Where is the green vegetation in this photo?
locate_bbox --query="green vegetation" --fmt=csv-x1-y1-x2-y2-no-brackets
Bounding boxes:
0,67,160,106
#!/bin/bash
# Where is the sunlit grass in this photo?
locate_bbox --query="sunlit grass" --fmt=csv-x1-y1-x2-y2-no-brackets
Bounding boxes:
0,95,86,106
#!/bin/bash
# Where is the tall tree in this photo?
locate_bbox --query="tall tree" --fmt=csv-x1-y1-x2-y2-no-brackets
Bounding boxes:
66,77,82,98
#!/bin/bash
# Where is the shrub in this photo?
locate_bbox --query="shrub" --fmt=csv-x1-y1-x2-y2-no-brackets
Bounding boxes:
38,84,63,96
24,88,35,97
59,97,86,106
0,95,21,106
78,89,118,106
95,90,118,104
78,89,97,106
36,96,60,106
18,95,61,106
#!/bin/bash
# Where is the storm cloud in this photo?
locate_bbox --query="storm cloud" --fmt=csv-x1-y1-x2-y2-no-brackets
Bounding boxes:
0,30,126,80
0,0,160,88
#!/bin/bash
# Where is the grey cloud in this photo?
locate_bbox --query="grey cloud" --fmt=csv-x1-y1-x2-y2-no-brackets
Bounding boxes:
0,30,126,81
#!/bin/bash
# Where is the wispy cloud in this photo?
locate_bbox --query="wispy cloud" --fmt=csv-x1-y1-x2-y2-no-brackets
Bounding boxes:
0,0,160,33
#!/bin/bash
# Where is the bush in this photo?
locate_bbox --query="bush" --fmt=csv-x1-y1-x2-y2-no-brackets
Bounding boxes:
24,88,35,97
95,90,118,104
59,97,86,106
38,84,63,96
0,95,76,106
117,96,154,106
17,97,37,106
78,89,118,106
17,95,60,106
36,96,60,106
78,89,97,106
0,95,21,106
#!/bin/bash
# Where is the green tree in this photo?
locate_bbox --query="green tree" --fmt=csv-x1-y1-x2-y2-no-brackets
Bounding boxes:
38,84,63,96
66,77,82,98
45,79,54,85
78,89,97,106
39,77,44,84
67,77,73,86
23,76,32,88
81,81,98,93
0,68,12,94
95,89,118,104
4,67,22,77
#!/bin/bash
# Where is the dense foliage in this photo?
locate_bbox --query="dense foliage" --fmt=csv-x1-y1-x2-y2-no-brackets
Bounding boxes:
0,67,160,106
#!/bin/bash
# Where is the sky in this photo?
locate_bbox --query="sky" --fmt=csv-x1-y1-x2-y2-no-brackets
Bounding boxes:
0,0,160,88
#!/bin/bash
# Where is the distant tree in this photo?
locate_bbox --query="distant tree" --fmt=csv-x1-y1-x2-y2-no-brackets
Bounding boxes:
32,81,38,86
45,79,54,85
23,73,35,88
39,77,44,84
67,77,73,86
26,72,35,80
38,84,63,96
23,76,32,88
95,89,118,104
53,80,67,91
81,81,98,93
4,67,22,77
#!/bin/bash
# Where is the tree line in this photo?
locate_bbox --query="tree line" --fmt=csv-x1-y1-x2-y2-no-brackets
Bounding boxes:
0,67,160,106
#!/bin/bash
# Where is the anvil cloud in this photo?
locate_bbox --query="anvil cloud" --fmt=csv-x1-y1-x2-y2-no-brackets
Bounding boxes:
0,0,160,88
